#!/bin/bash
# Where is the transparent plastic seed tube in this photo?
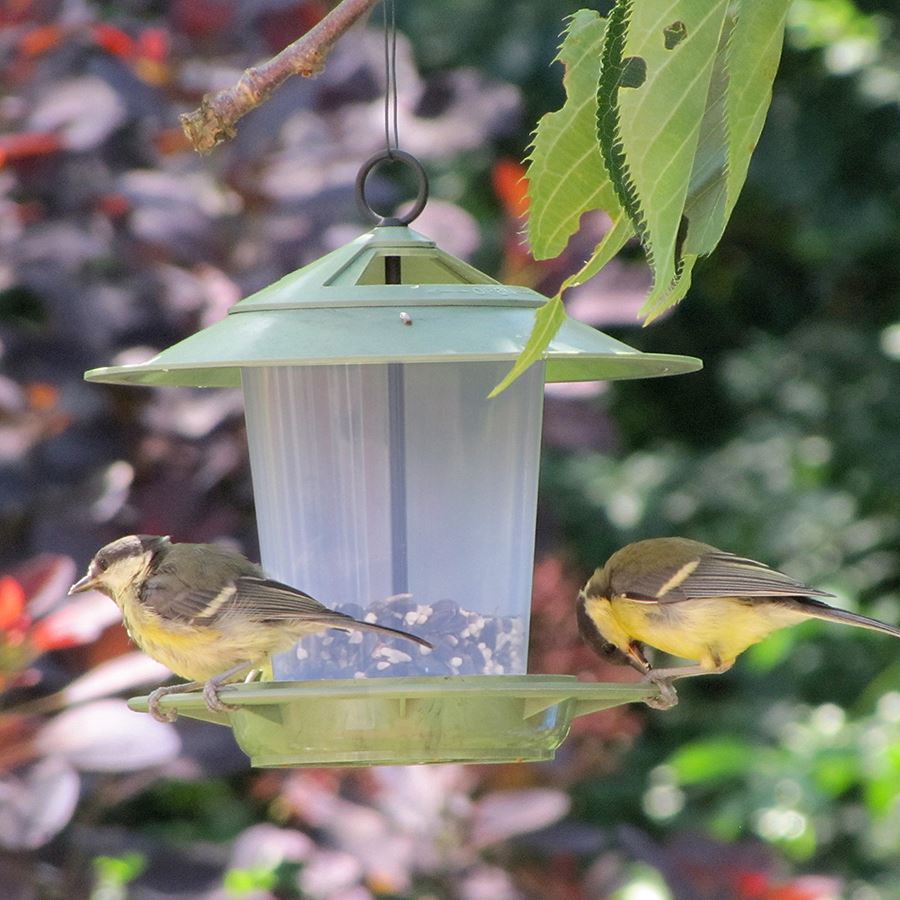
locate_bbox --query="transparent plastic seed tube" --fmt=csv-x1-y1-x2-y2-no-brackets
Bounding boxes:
241,360,544,680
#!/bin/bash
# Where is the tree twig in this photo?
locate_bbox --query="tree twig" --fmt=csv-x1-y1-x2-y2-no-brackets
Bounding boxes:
180,0,382,154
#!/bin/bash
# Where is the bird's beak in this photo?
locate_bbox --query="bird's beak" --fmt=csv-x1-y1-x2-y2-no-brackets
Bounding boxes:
68,573,98,595
624,642,651,674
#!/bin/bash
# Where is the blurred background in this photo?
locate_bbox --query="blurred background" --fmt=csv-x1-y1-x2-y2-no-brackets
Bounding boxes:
1,0,899,897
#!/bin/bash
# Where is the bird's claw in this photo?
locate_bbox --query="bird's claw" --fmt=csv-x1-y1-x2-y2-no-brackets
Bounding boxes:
148,687,179,723
202,680,238,714
643,675,679,710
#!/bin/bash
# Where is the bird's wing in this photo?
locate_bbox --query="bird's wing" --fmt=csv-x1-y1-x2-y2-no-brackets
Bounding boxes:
613,550,834,603
141,573,348,625
226,576,351,622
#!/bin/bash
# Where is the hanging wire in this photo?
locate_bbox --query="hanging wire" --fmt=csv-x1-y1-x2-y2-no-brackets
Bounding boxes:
356,0,428,225
382,0,400,156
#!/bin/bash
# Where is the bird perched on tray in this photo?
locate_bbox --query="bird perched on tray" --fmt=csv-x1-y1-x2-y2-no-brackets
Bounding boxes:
69,535,432,722
577,537,900,709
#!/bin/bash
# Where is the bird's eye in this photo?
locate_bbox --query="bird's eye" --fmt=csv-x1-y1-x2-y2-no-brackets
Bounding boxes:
97,559,110,572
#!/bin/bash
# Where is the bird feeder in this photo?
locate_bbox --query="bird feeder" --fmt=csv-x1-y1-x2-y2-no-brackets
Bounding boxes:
84,152,701,766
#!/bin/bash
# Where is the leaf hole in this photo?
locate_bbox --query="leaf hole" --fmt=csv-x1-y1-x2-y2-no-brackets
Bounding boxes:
663,21,687,50
619,56,646,89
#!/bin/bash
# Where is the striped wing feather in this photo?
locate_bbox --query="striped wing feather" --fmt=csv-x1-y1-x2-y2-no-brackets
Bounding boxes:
142,573,433,647
131,542,431,647
227,576,349,621
230,578,432,647
614,550,834,603
142,573,350,624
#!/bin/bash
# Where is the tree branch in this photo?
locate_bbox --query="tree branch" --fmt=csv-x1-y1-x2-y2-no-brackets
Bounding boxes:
180,0,382,154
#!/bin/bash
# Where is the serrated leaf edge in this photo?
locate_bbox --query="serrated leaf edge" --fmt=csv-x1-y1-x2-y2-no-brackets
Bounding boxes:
597,0,652,273
526,11,614,259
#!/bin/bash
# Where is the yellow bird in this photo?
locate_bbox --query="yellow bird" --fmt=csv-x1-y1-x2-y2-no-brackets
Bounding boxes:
69,535,431,722
577,537,900,708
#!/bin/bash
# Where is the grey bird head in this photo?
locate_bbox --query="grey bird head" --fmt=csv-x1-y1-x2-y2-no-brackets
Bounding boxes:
69,535,170,603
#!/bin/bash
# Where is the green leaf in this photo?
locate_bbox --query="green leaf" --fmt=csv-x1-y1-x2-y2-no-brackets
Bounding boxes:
527,10,627,260
680,14,732,258
668,1,789,317
559,213,633,294
598,0,789,321
668,737,759,785
596,1,643,249
745,626,795,671
813,750,860,798
488,295,566,397
224,866,279,894
489,214,631,398
599,0,731,308
498,9,635,397
92,853,147,891
500,1,791,390
604,3,724,271
641,253,696,321
725,0,790,217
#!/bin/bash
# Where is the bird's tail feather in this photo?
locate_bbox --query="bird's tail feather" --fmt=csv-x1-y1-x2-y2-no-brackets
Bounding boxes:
332,618,433,649
801,599,900,638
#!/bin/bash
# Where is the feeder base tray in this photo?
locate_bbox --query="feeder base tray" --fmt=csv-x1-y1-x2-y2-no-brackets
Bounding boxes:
128,675,661,767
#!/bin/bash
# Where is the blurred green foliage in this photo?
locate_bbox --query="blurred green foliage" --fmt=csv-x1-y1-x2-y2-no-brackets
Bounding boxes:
109,778,258,843
531,1,900,891
91,853,147,900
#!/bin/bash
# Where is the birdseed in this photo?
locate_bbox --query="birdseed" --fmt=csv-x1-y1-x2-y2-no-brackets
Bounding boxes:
275,595,526,679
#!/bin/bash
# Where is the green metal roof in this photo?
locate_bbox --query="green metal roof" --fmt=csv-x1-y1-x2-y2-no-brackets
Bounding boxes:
85,225,701,387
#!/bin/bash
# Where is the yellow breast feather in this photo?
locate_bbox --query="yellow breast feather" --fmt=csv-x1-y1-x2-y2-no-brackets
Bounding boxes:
610,595,809,668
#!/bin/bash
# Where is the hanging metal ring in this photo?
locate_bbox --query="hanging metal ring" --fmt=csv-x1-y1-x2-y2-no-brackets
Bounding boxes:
355,149,429,226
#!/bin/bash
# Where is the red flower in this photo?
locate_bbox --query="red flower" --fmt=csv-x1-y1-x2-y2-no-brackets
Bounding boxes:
0,577,29,636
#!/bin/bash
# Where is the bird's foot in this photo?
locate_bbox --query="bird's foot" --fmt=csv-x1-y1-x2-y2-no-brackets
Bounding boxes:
202,679,239,714
147,686,180,723
642,674,679,710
